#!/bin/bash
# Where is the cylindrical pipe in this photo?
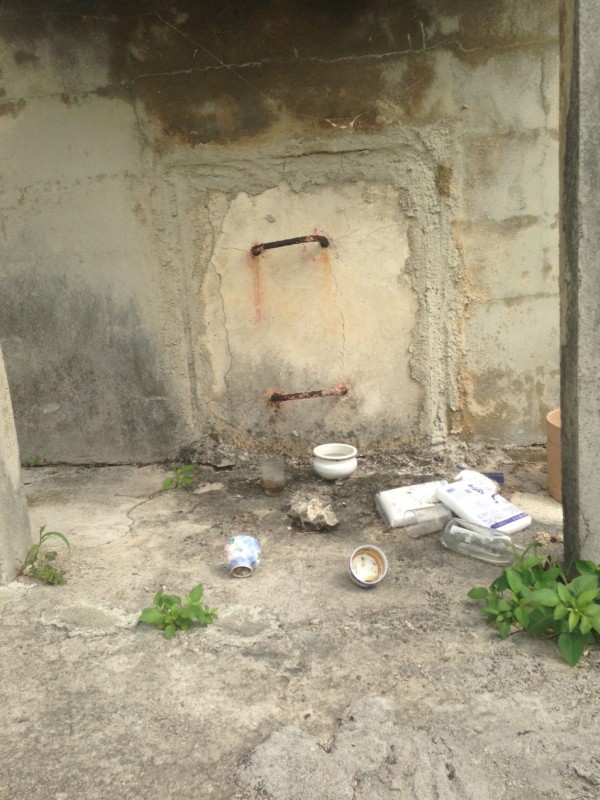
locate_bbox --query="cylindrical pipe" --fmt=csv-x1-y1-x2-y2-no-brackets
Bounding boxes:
268,381,348,403
251,235,329,257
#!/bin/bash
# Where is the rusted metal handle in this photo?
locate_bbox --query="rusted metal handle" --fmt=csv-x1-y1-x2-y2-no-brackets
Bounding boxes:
251,235,329,257
268,381,348,403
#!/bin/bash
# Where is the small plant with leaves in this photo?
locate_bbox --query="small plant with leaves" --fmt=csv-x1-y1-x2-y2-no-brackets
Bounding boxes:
139,584,217,639
162,463,196,491
22,525,70,585
468,544,600,666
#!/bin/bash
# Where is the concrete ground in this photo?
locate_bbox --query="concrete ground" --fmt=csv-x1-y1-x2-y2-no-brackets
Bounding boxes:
1,447,596,800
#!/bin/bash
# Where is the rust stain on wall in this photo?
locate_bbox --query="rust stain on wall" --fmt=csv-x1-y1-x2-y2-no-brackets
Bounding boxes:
318,247,332,274
247,252,263,323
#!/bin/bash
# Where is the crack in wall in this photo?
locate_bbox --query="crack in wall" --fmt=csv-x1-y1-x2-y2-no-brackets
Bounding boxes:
205,196,233,390
326,256,346,370
129,40,556,85
213,257,233,389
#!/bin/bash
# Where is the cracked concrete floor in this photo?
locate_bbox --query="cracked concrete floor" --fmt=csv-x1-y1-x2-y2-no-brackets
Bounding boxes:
0,451,597,800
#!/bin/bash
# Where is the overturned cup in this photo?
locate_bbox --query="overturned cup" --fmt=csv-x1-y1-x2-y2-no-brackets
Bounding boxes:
224,535,261,578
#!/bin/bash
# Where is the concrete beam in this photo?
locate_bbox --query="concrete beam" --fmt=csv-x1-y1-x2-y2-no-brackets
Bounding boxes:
0,344,31,584
560,0,600,563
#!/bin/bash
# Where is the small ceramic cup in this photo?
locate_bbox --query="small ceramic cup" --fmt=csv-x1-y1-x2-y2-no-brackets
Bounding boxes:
224,535,261,578
348,544,388,588
312,443,358,480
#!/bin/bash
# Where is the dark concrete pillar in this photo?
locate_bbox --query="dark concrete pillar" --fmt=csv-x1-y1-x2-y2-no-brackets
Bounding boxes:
0,344,31,583
560,0,600,564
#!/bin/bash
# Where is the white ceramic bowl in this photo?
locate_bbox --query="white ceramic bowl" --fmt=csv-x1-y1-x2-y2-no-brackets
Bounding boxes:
349,544,388,588
312,443,358,480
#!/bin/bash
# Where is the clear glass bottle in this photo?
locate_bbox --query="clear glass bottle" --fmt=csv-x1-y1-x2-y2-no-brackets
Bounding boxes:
440,518,524,565
402,505,454,538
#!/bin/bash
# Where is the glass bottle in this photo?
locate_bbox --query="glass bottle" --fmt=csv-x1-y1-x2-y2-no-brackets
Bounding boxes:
440,518,524,565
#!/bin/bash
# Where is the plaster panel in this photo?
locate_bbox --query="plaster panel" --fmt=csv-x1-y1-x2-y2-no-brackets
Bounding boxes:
381,50,551,131
2,177,150,290
460,296,559,442
455,53,550,133
202,184,421,448
459,132,558,223
0,96,144,191
454,218,559,300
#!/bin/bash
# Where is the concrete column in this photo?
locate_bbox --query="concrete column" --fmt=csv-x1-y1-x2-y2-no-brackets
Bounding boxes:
0,344,31,584
560,0,600,563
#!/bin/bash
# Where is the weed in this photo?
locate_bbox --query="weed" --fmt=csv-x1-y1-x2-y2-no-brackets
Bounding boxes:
468,544,600,666
162,464,196,491
22,525,70,585
23,457,42,467
139,584,217,639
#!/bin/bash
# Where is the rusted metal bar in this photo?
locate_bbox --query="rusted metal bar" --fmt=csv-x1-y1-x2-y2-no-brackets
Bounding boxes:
268,381,348,403
251,234,329,257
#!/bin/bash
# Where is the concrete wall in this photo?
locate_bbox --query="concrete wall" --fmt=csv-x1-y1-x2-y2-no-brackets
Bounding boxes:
0,344,31,584
0,1,560,462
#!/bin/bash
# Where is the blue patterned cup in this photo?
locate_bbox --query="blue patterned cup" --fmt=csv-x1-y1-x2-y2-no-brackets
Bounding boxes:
224,535,261,578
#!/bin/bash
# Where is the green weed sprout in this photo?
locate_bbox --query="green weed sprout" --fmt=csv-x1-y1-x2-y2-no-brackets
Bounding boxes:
23,525,70,585
162,464,196,491
139,584,217,639
468,544,600,666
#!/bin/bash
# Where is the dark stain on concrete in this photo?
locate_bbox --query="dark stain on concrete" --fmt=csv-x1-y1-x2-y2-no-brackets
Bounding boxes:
394,55,437,121
113,2,434,144
0,0,433,144
14,50,39,66
435,162,454,198
0,0,559,145
0,269,180,462
0,98,26,117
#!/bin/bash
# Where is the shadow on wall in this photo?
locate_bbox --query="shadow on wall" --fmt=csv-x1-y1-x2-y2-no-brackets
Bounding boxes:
0,271,181,464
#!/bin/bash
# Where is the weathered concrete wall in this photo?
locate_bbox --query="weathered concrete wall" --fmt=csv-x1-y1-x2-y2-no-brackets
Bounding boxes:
0,1,560,461
0,344,31,584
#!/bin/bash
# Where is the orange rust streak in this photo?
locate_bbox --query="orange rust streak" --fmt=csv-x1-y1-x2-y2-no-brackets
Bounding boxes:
318,247,331,272
247,253,263,322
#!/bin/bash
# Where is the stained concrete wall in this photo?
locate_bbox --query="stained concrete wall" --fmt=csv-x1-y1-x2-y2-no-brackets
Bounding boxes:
0,344,31,584
0,1,560,462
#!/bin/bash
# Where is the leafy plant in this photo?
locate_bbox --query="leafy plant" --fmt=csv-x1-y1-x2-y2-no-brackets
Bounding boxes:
468,544,600,666
139,584,217,639
22,525,70,585
162,464,196,491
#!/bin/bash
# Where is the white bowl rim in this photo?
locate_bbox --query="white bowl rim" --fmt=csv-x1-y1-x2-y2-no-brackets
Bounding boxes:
313,443,357,460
